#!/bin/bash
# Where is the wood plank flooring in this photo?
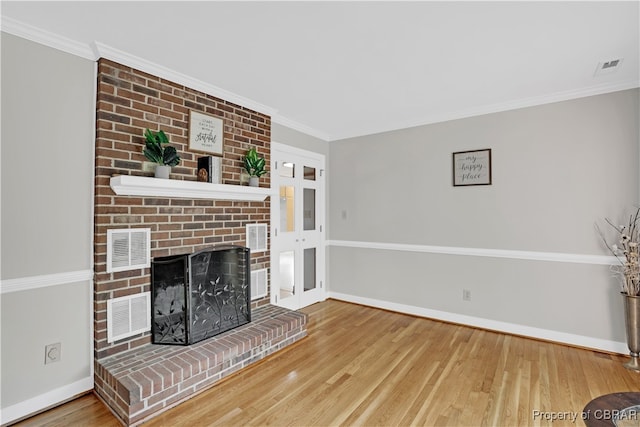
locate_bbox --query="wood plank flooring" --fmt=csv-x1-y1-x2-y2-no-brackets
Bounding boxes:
13,299,640,426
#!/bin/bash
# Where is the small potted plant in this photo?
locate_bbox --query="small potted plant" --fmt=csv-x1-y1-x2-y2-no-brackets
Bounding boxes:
142,128,181,179
243,148,267,187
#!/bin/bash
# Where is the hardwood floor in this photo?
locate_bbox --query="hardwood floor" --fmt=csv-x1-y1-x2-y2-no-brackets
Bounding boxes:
13,299,640,426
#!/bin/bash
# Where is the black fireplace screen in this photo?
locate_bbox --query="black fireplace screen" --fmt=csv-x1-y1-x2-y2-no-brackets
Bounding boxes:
151,245,251,345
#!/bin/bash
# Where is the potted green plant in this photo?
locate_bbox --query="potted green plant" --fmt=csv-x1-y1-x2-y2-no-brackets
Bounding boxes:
243,148,267,187
142,128,181,179
598,207,640,370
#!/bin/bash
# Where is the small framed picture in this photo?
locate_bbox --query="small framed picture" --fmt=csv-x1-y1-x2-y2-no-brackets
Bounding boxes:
189,110,224,156
452,148,492,186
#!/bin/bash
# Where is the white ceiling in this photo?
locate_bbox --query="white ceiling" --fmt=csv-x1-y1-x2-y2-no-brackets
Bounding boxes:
2,1,639,141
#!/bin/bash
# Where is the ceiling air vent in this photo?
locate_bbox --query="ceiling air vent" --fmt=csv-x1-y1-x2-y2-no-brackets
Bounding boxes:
594,58,623,76
107,228,151,273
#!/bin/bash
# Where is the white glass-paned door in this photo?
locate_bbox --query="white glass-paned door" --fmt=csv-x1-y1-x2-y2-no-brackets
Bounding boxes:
271,144,326,310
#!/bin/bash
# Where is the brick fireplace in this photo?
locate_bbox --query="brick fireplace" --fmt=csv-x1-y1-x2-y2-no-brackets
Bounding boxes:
93,59,307,425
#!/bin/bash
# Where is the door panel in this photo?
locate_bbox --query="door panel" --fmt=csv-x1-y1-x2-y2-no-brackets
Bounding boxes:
280,185,295,232
279,250,295,300
303,248,316,292
271,145,325,310
303,188,316,231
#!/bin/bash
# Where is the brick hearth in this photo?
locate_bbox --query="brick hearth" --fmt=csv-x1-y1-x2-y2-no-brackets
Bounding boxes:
95,305,307,426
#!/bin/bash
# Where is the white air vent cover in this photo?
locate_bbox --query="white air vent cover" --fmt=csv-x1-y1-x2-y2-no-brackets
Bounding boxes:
107,292,151,343
251,268,268,300
246,224,267,253
107,228,150,273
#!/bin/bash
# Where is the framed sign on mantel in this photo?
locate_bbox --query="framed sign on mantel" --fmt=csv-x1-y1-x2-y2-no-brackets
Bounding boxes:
189,110,224,156
452,148,492,186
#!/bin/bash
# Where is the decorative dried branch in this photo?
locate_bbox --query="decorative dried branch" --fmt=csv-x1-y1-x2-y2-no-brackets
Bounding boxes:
597,206,640,296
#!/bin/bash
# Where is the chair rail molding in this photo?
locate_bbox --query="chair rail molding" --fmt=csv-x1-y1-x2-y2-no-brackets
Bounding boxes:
0,270,94,294
327,240,617,265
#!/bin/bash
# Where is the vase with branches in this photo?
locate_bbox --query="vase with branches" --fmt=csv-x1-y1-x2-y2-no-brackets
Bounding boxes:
598,206,640,370
598,207,640,296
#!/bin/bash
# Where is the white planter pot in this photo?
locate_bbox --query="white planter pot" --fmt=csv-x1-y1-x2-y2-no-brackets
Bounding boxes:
155,165,171,179
249,176,259,187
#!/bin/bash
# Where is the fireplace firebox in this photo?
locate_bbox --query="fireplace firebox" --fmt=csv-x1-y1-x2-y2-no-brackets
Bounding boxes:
151,245,251,345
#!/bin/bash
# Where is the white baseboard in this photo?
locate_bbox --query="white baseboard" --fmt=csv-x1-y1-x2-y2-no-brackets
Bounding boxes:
0,377,93,426
329,291,628,355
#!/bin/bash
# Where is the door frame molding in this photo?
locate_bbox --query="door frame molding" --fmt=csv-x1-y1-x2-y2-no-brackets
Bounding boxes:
270,142,327,308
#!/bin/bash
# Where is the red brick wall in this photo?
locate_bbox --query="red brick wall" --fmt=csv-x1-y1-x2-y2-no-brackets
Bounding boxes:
94,59,271,359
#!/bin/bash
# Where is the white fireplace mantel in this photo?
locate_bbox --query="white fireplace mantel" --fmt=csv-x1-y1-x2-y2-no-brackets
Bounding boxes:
110,175,274,201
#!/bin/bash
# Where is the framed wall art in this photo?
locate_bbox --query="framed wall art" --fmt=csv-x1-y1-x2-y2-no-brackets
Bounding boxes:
189,110,224,156
452,148,492,186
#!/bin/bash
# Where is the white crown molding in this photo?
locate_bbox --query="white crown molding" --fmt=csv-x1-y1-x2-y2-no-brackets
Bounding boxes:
0,270,93,295
271,141,326,161
329,80,640,141
327,239,618,266
0,17,95,60
329,292,628,355
0,377,93,425
2,18,289,126
4,16,637,143
92,41,279,118
271,113,332,142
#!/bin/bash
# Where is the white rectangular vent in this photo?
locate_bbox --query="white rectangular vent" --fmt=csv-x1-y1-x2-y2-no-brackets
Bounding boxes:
107,228,151,273
107,292,151,343
251,268,268,300
246,224,268,253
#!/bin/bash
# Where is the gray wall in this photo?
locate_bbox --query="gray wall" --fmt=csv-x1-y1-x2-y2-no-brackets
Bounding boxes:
1,34,94,278
272,122,330,158
1,33,94,421
328,89,640,349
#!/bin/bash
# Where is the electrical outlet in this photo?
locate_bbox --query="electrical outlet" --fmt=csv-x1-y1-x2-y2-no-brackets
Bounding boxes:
462,289,472,301
45,343,61,364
